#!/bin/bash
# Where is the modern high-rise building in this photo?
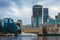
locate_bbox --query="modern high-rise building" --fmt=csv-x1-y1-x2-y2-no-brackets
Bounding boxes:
31,5,49,28
32,5,43,27
31,5,60,27
33,5,42,17
43,8,48,23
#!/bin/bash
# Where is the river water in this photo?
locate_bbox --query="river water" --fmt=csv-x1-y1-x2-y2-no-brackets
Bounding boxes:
0,35,60,40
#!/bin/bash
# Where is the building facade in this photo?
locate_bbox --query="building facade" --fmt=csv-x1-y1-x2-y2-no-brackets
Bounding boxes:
31,5,49,28
43,8,48,23
55,13,60,24
32,5,43,27
47,17,55,25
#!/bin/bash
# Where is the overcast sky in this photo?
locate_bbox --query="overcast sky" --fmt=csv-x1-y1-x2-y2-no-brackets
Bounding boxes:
0,0,60,25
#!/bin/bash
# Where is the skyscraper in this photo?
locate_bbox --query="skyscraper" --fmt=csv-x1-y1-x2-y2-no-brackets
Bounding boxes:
31,5,49,28
33,5,42,17
32,5,43,27
43,8,48,23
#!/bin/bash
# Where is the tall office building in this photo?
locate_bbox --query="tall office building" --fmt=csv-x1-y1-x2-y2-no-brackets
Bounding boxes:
31,5,49,27
43,8,48,23
32,5,43,27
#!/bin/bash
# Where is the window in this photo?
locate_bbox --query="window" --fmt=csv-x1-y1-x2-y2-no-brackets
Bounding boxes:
5,19,8,23
10,19,13,23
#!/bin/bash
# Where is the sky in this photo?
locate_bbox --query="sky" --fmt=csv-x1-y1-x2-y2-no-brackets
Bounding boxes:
0,0,60,25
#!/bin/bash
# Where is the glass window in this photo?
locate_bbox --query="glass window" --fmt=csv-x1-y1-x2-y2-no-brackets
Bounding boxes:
33,17,37,27
10,19,13,23
5,19,8,23
39,17,42,26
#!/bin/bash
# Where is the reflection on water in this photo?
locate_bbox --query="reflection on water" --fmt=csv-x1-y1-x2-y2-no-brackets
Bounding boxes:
0,35,60,40
36,36,60,40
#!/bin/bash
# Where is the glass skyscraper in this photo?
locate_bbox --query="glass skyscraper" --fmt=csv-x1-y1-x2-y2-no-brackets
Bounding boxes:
43,8,48,23
32,5,42,27
33,5,42,17
31,5,60,27
31,5,49,27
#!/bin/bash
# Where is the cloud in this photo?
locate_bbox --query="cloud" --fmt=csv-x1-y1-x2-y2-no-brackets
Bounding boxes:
36,1,43,5
0,1,33,25
0,0,11,8
49,6,60,19
0,0,60,25
43,0,60,19
49,7,60,12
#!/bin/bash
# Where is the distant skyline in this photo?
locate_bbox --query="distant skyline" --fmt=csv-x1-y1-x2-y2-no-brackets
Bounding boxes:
0,0,60,25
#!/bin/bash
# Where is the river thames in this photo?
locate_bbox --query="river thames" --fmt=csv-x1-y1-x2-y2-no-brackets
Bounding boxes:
0,35,60,40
